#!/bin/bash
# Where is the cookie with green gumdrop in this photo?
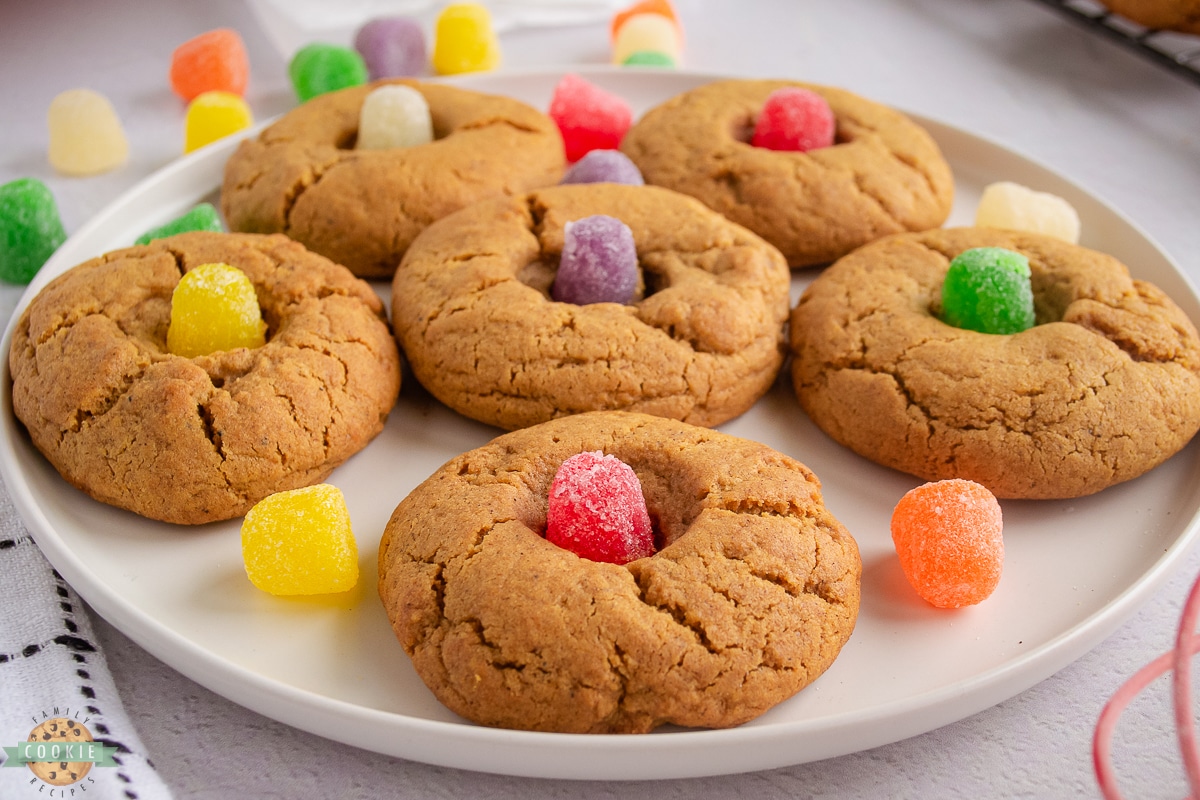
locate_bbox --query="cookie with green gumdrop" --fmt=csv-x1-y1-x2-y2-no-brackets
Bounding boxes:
940,247,1035,334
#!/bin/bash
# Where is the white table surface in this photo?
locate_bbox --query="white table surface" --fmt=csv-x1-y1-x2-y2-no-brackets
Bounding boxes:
3,0,1200,796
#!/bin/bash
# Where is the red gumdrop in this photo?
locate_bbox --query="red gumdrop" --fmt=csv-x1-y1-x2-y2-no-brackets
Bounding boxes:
545,451,655,564
170,28,250,101
890,478,1003,609
548,73,633,163
750,87,835,153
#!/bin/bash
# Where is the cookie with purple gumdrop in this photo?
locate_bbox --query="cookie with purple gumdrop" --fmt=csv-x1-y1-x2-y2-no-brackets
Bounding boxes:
552,214,638,305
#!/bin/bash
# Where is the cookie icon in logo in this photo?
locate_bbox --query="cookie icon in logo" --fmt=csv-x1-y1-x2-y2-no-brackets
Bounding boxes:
25,717,93,786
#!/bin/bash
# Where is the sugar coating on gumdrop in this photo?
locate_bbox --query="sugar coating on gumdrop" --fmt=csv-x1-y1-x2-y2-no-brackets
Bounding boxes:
47,89,129,176
546,451,655,565
0,178,67,284
890,478,1004,609
552,215,639,305
751,87,835,153
975,181,1081,244
431,3,501,75
167,262,267,358
560,149,644,186
357,84,433,150
940,246,1035,335
611,12,682,65
135,203,224,245
289,43,368,102
354,16,428,79
184,90,253,153
241,484,359,595
169,28,249,101
549,73,633,163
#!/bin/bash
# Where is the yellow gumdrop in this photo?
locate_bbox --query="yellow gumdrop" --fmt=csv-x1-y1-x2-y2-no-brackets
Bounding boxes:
184,90,253,154
432,3,502,75
47,88,129,176
167,262,266,358
241,484,359,596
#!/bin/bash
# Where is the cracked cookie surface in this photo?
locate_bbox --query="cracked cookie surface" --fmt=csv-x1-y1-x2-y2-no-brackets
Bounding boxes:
620,79,954,268
391,183,791,431
220,79,566,279
790,227,1200,499
377,410,861,733
9,231,401,524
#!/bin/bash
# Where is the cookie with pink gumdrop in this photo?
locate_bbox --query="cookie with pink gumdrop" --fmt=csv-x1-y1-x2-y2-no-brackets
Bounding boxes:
752,87,835,152
546,450,655,564
890,478,1004,609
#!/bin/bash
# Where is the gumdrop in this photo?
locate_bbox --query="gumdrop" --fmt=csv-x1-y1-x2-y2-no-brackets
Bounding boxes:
622,50,676,68
975,181,1081,244
431,3,501,75
751,87,835,153
356,84,433,150
0,178,67,284
169,28,249,101
553,215,639,305
611,0,681,42
354,16,428,79
548,73,633,163
612,13,682,66
241,484,359,596
940,247,1035,335
167,262,267,358
47,89,128,176
546,451,655,565
289,43,368,103
135,203,224,245
560,149,644,186
890,479,1003,608
184,91,253,153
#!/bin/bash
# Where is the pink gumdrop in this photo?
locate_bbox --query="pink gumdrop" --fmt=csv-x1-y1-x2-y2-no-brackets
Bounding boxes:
548,73,633,163
546,451,655,565
751,87,836,153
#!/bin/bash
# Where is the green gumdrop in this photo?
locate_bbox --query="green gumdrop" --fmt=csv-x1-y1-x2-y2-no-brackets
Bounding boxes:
289,43,369,102
0,178,67,284
135,202,224,245
940,247,1035,334
622,50,676,68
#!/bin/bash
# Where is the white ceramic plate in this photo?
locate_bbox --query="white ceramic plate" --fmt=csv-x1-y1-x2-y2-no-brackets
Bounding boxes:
3,68,1200,781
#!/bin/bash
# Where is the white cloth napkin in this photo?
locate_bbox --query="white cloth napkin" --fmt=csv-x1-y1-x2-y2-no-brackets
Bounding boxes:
0,478,173,800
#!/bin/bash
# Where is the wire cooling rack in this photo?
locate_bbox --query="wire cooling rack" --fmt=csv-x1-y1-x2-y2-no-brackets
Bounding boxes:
1031,0,1200,86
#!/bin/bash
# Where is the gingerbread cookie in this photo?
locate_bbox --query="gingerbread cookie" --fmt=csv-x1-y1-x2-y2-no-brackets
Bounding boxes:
620,79,954,268
221,80,566,279
790,227,1200,498
391,183,791,431
378,411,861,733
1098,0,1200,33
9,231,401,524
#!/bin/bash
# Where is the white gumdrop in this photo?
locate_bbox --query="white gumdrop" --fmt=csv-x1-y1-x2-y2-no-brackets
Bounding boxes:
356,84,433,150
975,181,1081,244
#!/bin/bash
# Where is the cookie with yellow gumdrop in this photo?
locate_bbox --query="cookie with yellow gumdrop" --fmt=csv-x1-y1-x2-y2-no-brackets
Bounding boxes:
242,483,359,595
167,261,266,357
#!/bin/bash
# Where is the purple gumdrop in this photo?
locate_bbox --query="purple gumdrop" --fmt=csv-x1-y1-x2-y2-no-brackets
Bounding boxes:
354,16,428,80
560,150,644,186
552,215,638,305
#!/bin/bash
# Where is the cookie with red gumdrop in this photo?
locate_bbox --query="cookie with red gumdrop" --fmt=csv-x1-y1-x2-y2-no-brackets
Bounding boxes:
890,478,1004,608
545,450,654,564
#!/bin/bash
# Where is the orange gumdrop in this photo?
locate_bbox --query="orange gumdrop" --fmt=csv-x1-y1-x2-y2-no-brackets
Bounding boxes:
890,479,1003,609
610,0,681,42
170,28,249,101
